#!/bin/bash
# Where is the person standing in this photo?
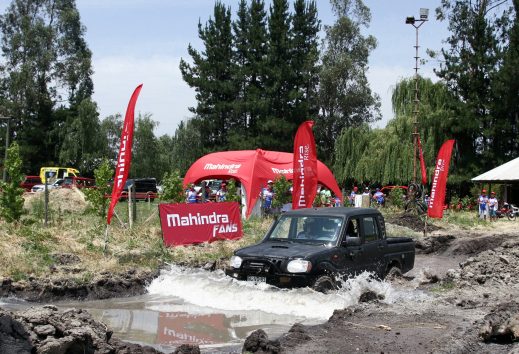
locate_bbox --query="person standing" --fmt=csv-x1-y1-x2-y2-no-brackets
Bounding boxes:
478,189,488,220
186,184,198,203
260,180,275,215
373,188,385,207
349,186,358,207
216,182,228,202
488,191,498,222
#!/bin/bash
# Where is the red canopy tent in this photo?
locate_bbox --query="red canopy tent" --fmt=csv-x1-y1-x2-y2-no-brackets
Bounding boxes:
183,149,343,217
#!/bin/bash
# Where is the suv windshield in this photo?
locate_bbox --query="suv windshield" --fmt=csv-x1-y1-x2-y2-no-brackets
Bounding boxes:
268,215,343,244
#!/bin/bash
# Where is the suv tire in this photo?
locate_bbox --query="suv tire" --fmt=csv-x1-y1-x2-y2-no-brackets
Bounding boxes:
312,275,336,293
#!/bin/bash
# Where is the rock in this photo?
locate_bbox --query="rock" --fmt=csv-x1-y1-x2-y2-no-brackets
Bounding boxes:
202,262,216,271
173,343,201,354
478,302,519,343
499,255,510,265
0,306,167,354
243,329,269,352
0,309,33,354
359,290,384,303
33,324,56,337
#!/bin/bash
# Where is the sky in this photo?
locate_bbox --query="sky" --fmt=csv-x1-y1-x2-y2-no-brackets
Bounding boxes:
0,0,451,137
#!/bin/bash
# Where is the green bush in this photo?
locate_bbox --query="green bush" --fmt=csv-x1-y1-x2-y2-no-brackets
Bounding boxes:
161,171,185,203
84,158,113,218
387,188,404,209
0,143,25,222
272,175,291,209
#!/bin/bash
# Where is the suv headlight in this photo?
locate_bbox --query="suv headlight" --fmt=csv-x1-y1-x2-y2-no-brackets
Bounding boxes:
230,255,243,269
287,259,312,273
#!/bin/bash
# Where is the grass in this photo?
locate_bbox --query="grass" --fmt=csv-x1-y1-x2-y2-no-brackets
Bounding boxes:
0,190,272,280
1,190,498,282
430,280,456,294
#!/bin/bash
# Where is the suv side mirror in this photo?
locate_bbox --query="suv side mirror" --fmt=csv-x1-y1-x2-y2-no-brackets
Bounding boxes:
343,236,361,247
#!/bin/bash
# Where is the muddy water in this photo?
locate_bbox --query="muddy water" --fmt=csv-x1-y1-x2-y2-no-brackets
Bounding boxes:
0,265,433,353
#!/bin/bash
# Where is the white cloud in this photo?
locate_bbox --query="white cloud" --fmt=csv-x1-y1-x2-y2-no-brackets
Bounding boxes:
91,55,196,136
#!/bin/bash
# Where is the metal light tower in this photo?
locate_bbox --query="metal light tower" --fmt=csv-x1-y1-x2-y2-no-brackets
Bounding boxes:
405,8,428,184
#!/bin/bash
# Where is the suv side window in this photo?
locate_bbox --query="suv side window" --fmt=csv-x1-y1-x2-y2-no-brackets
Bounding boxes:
376,215,386,239
362,216,379,243
345,218,359,237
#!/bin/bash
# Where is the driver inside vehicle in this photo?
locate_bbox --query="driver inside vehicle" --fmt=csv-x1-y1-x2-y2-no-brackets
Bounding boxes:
296,219,321,239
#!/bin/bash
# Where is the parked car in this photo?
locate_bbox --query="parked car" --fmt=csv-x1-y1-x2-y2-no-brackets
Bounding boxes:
62,176,95,189
120,178,158,201
225,207,415,292
31,179,65,193
20,176,42,192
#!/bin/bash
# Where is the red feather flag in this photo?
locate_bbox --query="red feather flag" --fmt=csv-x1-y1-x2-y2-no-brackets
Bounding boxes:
428,139,455,219
107,84,143,225
417,136,427,185
292,121,318,209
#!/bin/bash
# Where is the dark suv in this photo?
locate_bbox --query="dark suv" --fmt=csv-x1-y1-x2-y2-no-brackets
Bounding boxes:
226,207,415,292
121,178,158,201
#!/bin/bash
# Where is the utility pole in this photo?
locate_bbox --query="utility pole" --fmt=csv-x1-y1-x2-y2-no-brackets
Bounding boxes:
0,116,11,182
405,8,428,184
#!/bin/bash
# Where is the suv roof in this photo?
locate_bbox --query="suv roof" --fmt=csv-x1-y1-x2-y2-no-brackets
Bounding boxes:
283,207,381,218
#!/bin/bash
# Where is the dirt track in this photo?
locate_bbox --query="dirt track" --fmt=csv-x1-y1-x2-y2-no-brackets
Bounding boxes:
245,220,519,354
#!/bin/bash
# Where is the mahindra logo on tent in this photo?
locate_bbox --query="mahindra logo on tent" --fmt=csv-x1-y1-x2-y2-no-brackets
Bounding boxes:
271,167,293,174
203,163,241,174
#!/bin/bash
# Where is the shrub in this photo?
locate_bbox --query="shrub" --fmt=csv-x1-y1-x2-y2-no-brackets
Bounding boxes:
272,175,291,209
84,158,113,218
161,171,185,203
0,143,25,222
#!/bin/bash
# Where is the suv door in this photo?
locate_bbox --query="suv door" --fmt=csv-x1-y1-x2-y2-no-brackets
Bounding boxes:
334,217,362,277
358,215,386,276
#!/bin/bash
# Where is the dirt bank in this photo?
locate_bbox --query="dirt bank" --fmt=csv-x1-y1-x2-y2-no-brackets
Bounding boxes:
242,221,519,353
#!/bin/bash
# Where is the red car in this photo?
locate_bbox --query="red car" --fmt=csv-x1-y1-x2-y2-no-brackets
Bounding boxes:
20,176,42,192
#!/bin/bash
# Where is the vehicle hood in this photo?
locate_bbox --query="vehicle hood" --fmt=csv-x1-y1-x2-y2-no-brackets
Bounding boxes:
234,241,330,259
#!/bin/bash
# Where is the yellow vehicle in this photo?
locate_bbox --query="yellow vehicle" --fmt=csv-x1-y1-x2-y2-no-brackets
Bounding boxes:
39,167,80,183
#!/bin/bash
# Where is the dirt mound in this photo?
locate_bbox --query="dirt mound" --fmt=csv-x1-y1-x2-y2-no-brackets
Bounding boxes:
447,239,519,286
479,302,519,344
23,188,89,214
0,305,165,353
386,213,441,232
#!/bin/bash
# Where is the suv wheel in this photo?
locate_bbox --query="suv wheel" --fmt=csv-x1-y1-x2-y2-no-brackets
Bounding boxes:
312,275,336,294
386,266,402,280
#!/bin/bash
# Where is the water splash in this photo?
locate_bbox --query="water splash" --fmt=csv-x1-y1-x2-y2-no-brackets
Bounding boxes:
147,265,421,321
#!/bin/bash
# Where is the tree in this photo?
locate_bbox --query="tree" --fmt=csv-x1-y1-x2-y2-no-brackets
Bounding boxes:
491,0,519,160
0,142,25,222
434,0,510,175
290,0,320,126
100,114,123,160
260,0,294,151
131,114,160,178
317,0,380,163
334,77,456,185
230,0,269,150
59,98,105,175
180,2,235,152
0,0,93,170
169,119,203,176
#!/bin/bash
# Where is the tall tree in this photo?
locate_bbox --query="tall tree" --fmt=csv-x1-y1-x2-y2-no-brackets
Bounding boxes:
491,0,519,160
317,0,380,163
260,0,294,151
170,119,203,176
0,0,93,170
130,114,160,178
434,0,510,175
59,98,105,175
290,0,320,125
180,2,235,152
